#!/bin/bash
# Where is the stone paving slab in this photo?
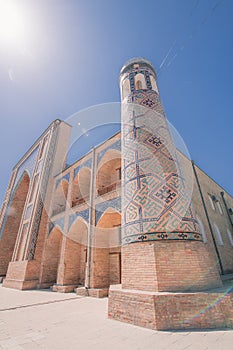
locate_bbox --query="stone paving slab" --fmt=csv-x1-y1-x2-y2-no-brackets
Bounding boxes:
0,285,232,350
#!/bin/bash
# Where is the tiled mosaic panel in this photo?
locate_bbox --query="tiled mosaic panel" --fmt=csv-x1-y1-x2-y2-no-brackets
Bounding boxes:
13,146,39,191
95,197,121,225
68,209,89,231
122,89,201,245
56,173,70,189
74,157,92,178
49,217,65,235
0,147,39,240
97,139,121,165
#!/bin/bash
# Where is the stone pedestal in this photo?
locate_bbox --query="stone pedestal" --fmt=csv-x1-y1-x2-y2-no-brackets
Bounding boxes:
76,287,108,298
52,284,78,293
3,260,40,290
108,284,233,330
121,241,222,293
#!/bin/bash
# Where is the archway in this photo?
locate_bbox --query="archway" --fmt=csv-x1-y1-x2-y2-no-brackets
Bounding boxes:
0,172,30,276
58,217,88,286
72,167,91,207
97,150,121,196
93,208,121,288
52,179,69,216
39,226,63,287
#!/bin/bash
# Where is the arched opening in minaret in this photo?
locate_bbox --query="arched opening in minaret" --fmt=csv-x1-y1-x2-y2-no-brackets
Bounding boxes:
96,150,121,196
52,179,69,216
93,208,121,288
0,171,30,276
122,78,130,99
135,73,146,90
72,167,91,207
150,75,158,93
39,226,63,288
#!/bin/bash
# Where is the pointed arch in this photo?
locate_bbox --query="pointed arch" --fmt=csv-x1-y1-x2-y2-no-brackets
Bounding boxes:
97,149,121,196
61,216,89,286
39,226,63,287
150,75,158,92
68,216,88,246
213,223,224,246
93,207,121,288
135,73,147,90
122,78,130,99
0,172,30,275
52,179,69,216
196,216,207,243
72,167,91,207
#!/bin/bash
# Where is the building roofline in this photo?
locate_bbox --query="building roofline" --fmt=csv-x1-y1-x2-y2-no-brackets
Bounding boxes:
192,160,233,199
54,130,121,178
12,119,70,171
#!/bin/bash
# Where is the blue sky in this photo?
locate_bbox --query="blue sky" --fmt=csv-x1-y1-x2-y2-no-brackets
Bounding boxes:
0,0,232,202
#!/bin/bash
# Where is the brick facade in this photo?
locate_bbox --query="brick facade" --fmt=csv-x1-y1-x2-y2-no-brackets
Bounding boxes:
0,58,232,330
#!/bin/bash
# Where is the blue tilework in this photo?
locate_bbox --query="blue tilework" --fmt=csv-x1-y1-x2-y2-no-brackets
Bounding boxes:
95,197,121,225
68,209,89,231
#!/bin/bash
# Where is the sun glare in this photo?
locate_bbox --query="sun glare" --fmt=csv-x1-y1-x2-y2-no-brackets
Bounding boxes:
0,1,26,46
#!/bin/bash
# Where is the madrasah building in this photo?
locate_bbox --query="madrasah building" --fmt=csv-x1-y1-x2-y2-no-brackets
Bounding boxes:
0,58,232,330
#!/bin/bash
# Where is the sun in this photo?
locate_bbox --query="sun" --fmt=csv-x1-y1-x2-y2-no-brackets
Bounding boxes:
0,1,26,46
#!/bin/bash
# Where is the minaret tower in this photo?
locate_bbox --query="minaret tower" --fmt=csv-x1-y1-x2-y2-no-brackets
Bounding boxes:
108,58,223,330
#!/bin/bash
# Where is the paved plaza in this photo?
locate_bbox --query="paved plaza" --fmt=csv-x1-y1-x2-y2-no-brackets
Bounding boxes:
0,285,232,350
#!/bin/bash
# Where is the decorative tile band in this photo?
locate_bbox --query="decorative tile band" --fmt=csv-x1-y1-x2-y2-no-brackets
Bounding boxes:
122,231,202,245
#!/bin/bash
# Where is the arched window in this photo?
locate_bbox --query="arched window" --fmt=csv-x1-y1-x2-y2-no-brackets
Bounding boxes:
208,195,215,211
134,73,146,90
150,75,158,92
227,228,233,246
136,80,142,90
213,223,224,246
196,216,207,243
122,78,130,99
216,201,223,215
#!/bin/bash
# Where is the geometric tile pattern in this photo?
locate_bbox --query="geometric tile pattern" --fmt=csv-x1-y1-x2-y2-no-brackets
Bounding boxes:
121,64,201,245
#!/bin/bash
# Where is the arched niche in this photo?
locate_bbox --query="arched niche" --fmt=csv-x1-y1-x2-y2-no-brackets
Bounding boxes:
196,216,208,243
0,171,30,275
97,150,121,196
122,78,130,99
63,217,88,286
52,179,69,216
93,208,121,288
150,74,158,93
72,167,91,207
134,73,147,90
39,226,63,287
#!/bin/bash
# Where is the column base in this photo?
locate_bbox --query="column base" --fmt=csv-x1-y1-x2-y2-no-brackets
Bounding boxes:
3,260,39,290
108,284,233,330
52,284,78,293
76,287,109,298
